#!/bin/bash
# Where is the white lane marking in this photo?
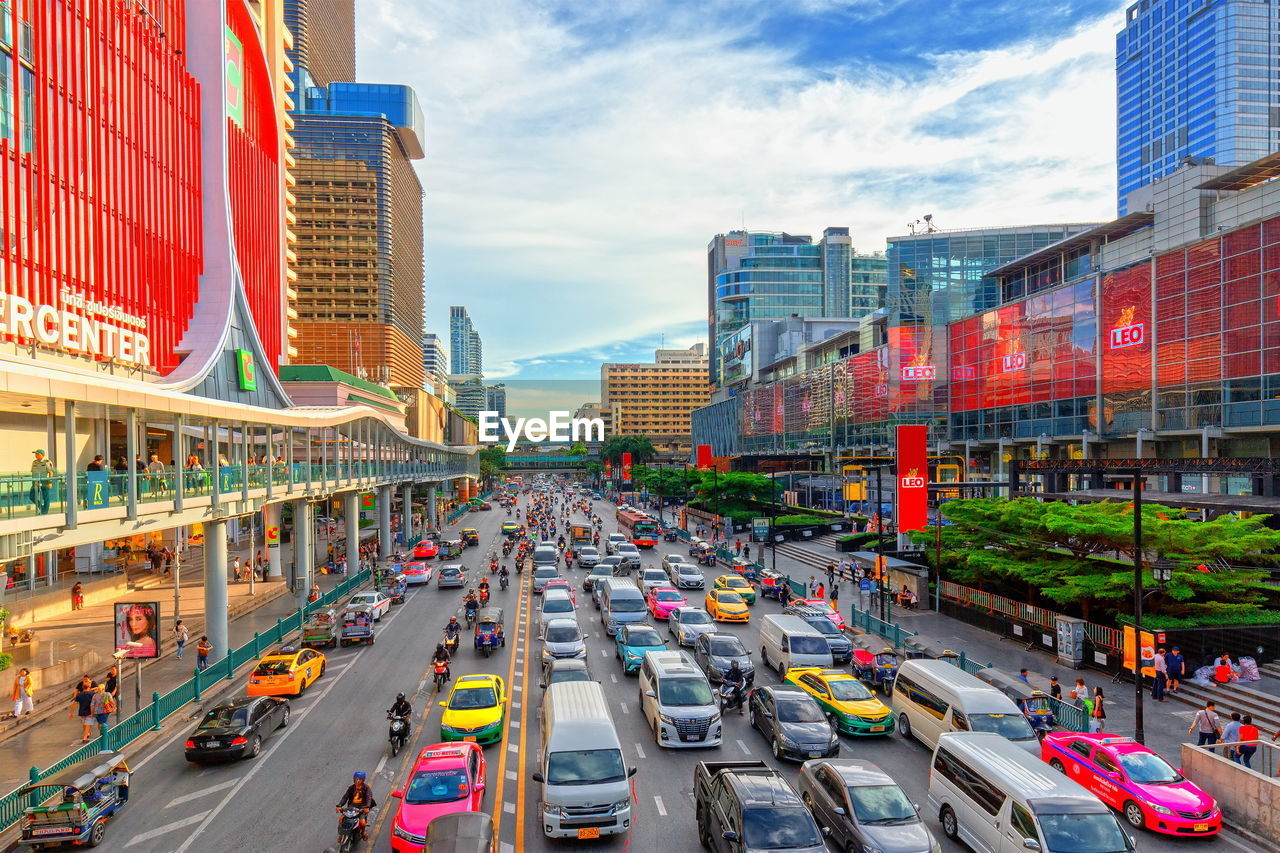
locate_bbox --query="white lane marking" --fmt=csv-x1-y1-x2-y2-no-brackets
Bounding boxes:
610,674,618,683
165,780,237,808
620,702,629,715
124,812,211,847
737,739,752,755
508,743,519,753
654,796,667,816
506,771,517,781
511,720,520,729
375,752,390,776
512,685,522,692
601,649,608,657
635,744,646,759
503,801,516,814
512,701,521,709
501,844,515,853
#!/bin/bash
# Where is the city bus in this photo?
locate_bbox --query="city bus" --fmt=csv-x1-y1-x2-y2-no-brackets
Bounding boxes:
616,509,660,548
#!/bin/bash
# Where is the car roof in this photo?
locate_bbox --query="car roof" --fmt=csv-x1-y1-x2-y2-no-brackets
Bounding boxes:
544,617,580,629
728,771,806,807
543,588,572,600
819,759,897,788
455,674,497,687
414,744,472,767
791,667,853,681
546,657,588,670
762,684,810,699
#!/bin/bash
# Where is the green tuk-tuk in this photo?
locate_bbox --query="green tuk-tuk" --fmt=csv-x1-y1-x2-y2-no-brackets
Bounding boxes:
438,539,464,560
300,607,339,649
19,752,131,848
378,573,408,604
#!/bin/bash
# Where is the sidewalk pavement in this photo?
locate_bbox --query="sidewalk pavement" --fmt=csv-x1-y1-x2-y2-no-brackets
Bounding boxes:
763,541,1209,765
0,538,356,791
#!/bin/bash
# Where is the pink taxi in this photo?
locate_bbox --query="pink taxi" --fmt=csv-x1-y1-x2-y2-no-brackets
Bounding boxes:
402,560,435,586
390,742,487,850
799,598,845,629
646,586,688,620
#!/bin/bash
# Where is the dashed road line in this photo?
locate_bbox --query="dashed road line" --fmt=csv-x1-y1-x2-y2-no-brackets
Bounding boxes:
635,743,646,759
619,702,629,714
165,780,236,808
737,739,752,755
654,795,667,816
125,812,211,847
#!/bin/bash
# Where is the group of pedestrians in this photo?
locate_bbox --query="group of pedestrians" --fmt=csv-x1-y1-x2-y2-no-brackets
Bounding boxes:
1188,700,1272,768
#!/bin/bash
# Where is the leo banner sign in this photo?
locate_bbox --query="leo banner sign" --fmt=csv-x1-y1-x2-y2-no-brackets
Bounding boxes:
895,424,928,532
621,453,633,486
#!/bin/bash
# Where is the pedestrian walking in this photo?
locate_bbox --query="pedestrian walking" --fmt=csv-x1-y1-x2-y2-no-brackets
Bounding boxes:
1048,676,1062,700
742,543,750,560
1086,687,1106,732
196,636,212,671
174,619,190,659
1189,701,1221,750
89,687,114,729
11,667,34,717
69,676,100,743
778,581,792,607
1222,713,1243,762
825,562,835,588
163,548,173,577
104,666,119,718
1166,646,1185,693
1238,716,1259,768
807,576,818,597
231,556,242,582
829,582,839,605
71,580,84,611
30,449,55,515
1152,647,1168,702
1018,669,1031,684
814,582,825,600
734,539,742,556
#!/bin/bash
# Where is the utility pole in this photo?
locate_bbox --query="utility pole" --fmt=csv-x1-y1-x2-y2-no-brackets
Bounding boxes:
875,464,887,623
1133,467,1145,745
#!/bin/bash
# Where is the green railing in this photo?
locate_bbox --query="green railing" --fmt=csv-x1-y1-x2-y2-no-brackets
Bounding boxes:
0,569,371,831
845,603,916,649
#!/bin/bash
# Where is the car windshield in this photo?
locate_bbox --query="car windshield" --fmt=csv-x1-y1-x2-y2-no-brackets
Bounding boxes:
680,610,712,624
550,670,591,684
741,807,823,849
625,628,664,646
847,784,916,824
790,636,829,655
1037,812,1132,853
806,618,841,636
546,749,626,785
534,569,558,579
654,589,683,602
610,597,645,612
969,713,1037,740
404,769,469,805
828,680,874,701
544,598,573,613
724,578,748,588
1117,751,1182,784
716,592,744,605
449,687,497,710
199,706,249,729
807,602,834,614
253,660,293,676
776,699,825,723
709,637,746,656
679,566,700,575
545,625,581,643
659,677,714,706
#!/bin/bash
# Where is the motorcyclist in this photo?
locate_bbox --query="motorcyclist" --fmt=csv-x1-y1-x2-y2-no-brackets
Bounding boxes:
388,692,412,718
720,662,746,714
336,771,377,840
498,565,510,584
444,616,461,645
464,590,479,623
432,642,452,682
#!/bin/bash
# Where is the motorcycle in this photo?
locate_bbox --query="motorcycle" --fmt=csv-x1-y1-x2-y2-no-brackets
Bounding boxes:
388,713,410,757
336,806,365,853
444,632,460,657
499,573,509,591
465,607,478,629
718,681,746,714
433,660,450,690
479,587,491,606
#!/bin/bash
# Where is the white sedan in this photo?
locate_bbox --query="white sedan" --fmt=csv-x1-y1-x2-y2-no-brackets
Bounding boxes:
347,590,392,621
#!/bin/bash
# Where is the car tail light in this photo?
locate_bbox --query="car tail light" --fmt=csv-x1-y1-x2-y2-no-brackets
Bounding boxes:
185,740,196,749
231,736,248,746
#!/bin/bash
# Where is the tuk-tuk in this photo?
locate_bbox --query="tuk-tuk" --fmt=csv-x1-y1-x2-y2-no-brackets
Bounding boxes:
759,570,787,601
19,752,131,848
438,539,464,560
901,636,958,662
301,607,339,649
975,668,1057,735
423,811,496,853
730,557,757,581
663,527,679,542
340,605,376,646
852,647,901,694
461,528,480,546
474,607,505,657
378,573,408,603
688,537,705,556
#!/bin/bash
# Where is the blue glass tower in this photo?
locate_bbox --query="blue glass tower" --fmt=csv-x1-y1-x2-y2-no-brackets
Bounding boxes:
1116,0,1280,214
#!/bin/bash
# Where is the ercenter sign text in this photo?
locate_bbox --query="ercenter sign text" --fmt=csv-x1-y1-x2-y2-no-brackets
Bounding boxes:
0,289,152,367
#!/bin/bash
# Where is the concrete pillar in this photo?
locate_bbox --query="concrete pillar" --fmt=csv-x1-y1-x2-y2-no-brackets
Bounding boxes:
204,518,229,663
343,491,361,575
63,400,77,529
264,502,283,579
173,414,185,512
293,498,312,608
379,484,393,560
427,484,438,529
402,483,414,542
126,408,138,519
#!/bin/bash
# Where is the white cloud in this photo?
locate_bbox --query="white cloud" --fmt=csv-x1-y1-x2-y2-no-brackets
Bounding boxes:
358,1,1121,378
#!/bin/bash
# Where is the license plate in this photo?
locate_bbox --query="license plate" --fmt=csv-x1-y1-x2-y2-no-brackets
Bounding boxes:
870,725,885,732
808,751,822,758
578,827,600,839
206,740,222,747
1194,824,1210,832
30,828,69,837
687,735,702,742
463,736,476,742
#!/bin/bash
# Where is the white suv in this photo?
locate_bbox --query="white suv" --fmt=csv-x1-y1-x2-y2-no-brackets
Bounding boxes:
605,534,629,555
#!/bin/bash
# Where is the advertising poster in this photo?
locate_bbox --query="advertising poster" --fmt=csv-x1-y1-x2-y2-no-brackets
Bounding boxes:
621,453,633,485
1122,625,1156,677
895,424,928,532
115,601,160,659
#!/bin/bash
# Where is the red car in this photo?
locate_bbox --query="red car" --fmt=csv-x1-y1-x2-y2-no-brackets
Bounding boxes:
646,586,687,620
798,598,845,629
413,540,439,560
1041,733,1220,836
390,742,487,851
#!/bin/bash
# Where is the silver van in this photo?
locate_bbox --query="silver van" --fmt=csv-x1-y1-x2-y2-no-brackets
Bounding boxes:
534,681,635,839
599,583,646,636
929,732,1133,853
891,659,1039,756
758,614,833,676
637,650,722,748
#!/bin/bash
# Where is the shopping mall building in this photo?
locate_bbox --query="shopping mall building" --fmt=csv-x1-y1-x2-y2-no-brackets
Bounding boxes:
0,1,475,656
693,152,1280,500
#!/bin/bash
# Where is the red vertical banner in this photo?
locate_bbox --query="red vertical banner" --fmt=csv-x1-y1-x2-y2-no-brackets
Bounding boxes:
621,453,633,485
605,460,613,478
696,444,713,468
895,424,928,532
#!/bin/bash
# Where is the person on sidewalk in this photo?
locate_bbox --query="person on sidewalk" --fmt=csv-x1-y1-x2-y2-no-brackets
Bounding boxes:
807,576,818,597
1238,716,1259,768
814,582,825,600
1070,677,1090,706
30,449,55,515
163,548,173,577
11,667,34,717
1048,676,1061,700
231,556,242,582
742,543,750,561
174,620,190,659
196,636,212,671
829,582,839,606
1152,648,1168,702
1018,669,1031,684
89,687,114,729
104,666,119,719
1222,712,1243,762
69,677,101,743
71,581,84,611
1189,700,1221,750
1089,687,1106,732
1167,646,1185,693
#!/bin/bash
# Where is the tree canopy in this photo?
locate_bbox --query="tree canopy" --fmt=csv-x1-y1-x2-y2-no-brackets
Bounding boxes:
599,435,656,466
478,446,506,483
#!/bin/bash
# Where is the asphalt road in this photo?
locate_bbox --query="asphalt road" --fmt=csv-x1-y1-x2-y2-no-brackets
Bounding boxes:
101,492,1239,852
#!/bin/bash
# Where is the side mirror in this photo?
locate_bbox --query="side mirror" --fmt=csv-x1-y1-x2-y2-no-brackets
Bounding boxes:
391,789,404,798
1022,841,1042,852
722,830,739,843
645,690,656,698
822,826,832,837
833,806,846,816
475,780,485,791
532,772,544,783
763,710,774,719
539,682,547,689
627,766,637,777
438,701,447,707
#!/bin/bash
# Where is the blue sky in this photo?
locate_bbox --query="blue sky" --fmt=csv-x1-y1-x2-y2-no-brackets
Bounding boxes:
359,0,1126,390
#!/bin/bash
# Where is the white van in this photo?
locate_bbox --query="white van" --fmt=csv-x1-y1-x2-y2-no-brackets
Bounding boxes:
891,659,1040,756
638,650,723,748
758,614,833,676
534,681,636,839
929,732,1134,853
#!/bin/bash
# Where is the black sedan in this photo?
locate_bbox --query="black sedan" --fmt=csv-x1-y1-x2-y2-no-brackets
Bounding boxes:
692,632,755,685
747,685,839,762
184,696,290,762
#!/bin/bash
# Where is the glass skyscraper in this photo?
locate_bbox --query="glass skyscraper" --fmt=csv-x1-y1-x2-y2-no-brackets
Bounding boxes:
1116,0,1280,214
449,306,482,375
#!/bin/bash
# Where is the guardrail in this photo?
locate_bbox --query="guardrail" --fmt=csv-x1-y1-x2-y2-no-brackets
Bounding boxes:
939,579,1123,653
0,569,372,831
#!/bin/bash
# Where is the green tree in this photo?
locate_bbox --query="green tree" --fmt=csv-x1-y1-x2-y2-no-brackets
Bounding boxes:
599,435,657,466
695,471,776,505
478,446,506,484
566,441,589,457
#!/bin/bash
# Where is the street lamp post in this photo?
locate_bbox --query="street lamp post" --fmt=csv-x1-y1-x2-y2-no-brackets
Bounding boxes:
874,464,889,624
1132,467,1145,745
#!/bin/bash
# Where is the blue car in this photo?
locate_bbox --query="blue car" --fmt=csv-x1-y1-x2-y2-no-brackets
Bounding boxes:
614,623,667,674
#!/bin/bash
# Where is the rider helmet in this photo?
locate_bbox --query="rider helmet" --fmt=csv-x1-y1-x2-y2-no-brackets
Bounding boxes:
396,692,405,701
353,771,367,781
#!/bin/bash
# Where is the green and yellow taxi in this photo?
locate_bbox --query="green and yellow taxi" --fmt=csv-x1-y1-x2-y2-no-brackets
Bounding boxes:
500,521,522,536
784,668,894,736
712,574,757,605
438,674,506,745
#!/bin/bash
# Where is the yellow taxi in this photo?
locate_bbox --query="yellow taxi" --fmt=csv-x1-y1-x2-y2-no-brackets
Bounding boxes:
438,673,506,745
783,667,895,736
704,589,750,623
247,646,326,697
461,528,480,546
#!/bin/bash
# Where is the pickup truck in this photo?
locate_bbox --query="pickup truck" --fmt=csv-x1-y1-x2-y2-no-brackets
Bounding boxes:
692,760,827,853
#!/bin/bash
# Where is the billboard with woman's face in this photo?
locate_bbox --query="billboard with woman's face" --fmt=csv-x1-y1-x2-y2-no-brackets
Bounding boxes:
114,602,160,659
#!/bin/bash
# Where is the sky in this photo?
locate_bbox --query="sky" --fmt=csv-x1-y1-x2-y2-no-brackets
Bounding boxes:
358,0,1126,394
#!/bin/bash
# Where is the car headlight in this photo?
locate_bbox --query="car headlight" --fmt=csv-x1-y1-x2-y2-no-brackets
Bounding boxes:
1149,803,1173,816
626,651,641,661
709,712,721,724
659,713,676,724
543,803,567,819
392,825,423,843
613,798,631,811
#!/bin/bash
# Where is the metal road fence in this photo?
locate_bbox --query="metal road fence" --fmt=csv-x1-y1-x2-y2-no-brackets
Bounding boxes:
939,579,1124,653
0,569,372,831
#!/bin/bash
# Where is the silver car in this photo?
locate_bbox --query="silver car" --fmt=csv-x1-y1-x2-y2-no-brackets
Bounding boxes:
576,546,601,568
604,534,629,555
797,759,939,853
615,543,642,569
540,617,587,667
539,589,577,632
635,567,670,595
533,566,560,594
437,564,465,588
667,559,704,590
667,606,715,647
